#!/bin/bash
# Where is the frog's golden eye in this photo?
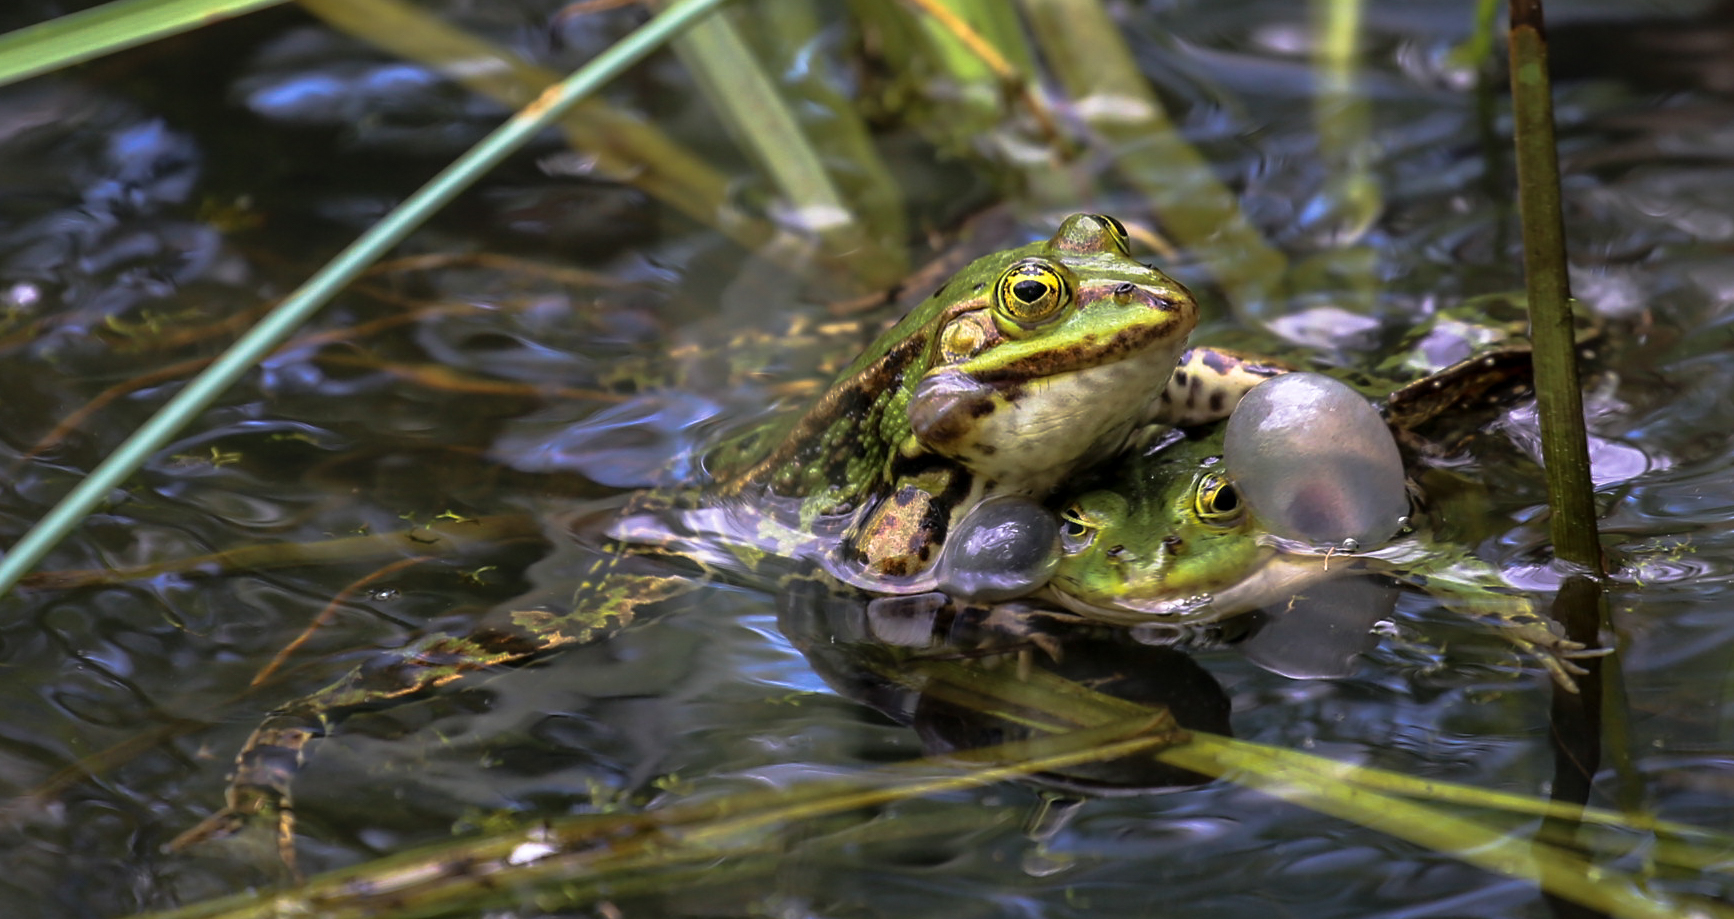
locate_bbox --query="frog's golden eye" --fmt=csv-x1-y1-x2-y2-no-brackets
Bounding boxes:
1194,473,1243,524
994,258,1072,329
1059,502,1098,552
1093,214,1130,254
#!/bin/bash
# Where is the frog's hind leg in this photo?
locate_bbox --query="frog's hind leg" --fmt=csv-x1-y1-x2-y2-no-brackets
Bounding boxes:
167,712,322,877
166,627,548,870
1149,347,1293,426
1411,553,1611,692
170,516,702,868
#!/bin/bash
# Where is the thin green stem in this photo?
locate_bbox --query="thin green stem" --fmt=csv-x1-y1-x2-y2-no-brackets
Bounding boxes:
0,0,734,600
1508,0,1601,572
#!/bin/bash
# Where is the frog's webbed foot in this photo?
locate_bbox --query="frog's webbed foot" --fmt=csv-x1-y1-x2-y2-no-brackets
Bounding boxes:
1535,637,1616,691
1479,610,1612,693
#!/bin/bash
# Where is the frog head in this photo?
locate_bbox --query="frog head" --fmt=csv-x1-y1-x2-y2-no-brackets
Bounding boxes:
1045,430,1266,624
904,214,1198,495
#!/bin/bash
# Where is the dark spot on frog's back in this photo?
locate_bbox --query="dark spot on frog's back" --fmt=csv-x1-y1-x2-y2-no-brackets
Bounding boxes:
932,282,948,299
1209,391,1225,414
1174,369,1189,387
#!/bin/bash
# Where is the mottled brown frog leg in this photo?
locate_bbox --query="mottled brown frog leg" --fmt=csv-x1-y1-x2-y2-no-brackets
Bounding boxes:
171,499,702,864
1148,347,1294,426
845,466,972,581
167,628,558,865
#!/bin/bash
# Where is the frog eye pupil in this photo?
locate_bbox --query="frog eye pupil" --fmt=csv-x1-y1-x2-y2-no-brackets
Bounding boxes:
1195,475,1243,522
993,259,1072,330
1061,518,1088,539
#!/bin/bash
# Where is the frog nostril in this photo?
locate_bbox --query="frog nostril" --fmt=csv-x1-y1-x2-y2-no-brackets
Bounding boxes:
1114,282,1136,295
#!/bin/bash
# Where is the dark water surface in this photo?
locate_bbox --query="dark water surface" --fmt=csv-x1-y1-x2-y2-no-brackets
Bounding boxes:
1,1,1732,917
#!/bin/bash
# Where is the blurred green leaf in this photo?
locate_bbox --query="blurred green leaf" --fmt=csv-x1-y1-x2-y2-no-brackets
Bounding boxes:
0,0,286,89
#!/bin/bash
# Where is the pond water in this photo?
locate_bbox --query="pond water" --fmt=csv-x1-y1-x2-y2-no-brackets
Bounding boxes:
1,1,1732,917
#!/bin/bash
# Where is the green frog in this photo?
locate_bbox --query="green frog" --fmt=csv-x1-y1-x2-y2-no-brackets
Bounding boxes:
175,213,1262,866
703,212,1205,590
1042,322,1609,690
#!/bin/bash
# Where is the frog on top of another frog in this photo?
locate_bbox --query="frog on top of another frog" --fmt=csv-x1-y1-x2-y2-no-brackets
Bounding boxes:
692,212,1274,594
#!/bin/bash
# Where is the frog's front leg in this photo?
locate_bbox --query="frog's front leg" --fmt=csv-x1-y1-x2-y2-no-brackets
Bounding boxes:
1148,347,1292,426
836,466,975,590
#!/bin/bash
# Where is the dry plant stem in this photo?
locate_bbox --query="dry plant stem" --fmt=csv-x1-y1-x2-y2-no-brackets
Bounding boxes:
365,252,641,287
250,555,433,687
19,289,610,464
557,0,645,15
314,351,623,402
1507,0,1601,572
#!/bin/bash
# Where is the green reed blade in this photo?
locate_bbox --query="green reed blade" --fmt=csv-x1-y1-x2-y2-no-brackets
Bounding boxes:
743,0,908,261
896,656,1734,917
297,0,762,254
1165,736,1734,919
1450,0,1504,71
0,0,734,600
651,0,905,287
1292,0,1381,311
1508,0,1601,572
0,0,286,88
1017,0,1288,316
851,0,1053,169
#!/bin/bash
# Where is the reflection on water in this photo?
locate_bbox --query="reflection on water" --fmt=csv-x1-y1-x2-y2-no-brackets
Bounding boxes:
0,1,1732,917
